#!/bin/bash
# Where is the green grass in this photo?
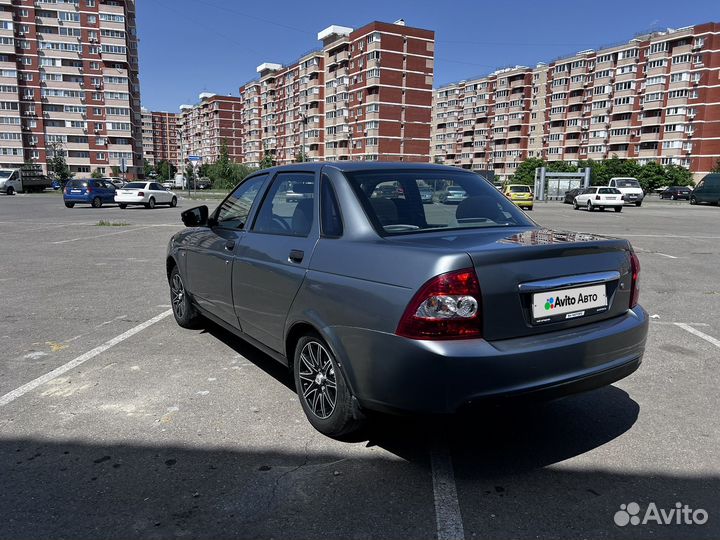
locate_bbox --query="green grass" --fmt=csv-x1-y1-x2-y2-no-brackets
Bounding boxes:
96,220,130,227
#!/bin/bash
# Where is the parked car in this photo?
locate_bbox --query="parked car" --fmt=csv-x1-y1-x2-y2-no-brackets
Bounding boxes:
115,181,177,209
573,187,624,212
63,179,117,208
285,180,315,203
166,163,647,437
438,185,467,204
690,173,720,205
660,186,692,200
563,188,583,204
104,177,124,189
608,177,644,206
161,181,174,189
419,186,434,204
503,184,534,210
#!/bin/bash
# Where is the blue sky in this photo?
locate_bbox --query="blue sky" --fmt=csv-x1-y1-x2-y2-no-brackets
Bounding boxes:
138,0,719,112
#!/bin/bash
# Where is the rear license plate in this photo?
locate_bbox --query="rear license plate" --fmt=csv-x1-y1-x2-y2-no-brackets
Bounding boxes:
71,189,81,193
531,284,608,323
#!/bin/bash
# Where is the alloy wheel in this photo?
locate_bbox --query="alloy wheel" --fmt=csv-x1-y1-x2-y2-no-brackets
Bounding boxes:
171,273,185,319
298,341,337,419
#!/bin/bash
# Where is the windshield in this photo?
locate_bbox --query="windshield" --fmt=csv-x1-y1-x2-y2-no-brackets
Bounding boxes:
0,171,11,180
509,185,531,193
122,182,147,189
344,169,533,235
616,179,640,188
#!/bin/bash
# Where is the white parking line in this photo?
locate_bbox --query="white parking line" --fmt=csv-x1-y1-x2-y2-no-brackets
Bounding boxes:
431,443,465,540
614,234,720,240
51,226,155,244
674,323,720,349
0,310,172,407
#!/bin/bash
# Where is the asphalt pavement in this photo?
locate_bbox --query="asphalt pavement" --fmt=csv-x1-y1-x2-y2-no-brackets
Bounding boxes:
0,192,718,539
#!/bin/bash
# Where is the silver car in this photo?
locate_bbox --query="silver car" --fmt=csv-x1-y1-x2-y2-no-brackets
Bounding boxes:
166,163,648,437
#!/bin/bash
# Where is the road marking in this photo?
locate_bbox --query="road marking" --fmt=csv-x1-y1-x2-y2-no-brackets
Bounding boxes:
431,443,465,540
611,234,720,240
656,253,678,259
674,323,720,349
0,310,172,407
651,321,710,327
52,226,155,244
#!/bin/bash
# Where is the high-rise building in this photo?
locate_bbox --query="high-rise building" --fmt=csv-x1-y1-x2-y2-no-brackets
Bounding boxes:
141,107,153,164
237,20,435,166
0,0,142,177
150,110,179,169
177,92,244,166
432,22,720,182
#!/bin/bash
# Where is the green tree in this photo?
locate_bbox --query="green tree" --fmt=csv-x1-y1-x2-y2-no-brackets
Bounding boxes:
155,160,177,181
637,161,666,193
111,166,121,177
46,142,73,185
91,168,104,179
511,157,545,185
663,164,694,187
259,145,276,169
143,159,155,179
294,150,308,163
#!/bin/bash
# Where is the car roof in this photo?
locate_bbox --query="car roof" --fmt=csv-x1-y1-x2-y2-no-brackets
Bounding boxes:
249,161,480,175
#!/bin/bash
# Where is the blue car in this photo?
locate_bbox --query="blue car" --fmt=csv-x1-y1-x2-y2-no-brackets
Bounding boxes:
63,179,117,208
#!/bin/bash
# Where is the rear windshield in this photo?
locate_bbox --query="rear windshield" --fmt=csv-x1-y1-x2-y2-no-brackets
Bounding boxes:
344,169,533,235
66,180,88,188
615,179,640,187
599,188,622,194
122,182,147,189
509,185,531,193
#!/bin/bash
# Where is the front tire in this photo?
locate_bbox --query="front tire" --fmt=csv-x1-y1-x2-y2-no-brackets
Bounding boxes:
615,206,622,212
6,186,14,196
118,203,127,209
573,199,579,210
294,334,363,438
169,267,202,329
635,201,642,207
690,196,697,205
92,197,102,208
170,196,177,208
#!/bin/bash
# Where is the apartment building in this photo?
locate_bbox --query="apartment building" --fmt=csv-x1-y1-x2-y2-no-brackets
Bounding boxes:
140,106,152,163
237,20,435,166
432,22,720,181
0,0,142,177
177,92,243,166
149,110,179,168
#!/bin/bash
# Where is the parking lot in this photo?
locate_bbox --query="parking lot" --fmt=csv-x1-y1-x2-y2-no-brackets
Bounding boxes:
0,193,718,539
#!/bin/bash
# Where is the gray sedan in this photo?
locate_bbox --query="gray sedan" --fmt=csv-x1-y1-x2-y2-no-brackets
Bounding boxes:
166,163,648,437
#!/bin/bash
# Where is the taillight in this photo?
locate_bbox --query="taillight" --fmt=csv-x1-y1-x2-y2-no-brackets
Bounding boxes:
138,191,144,197
595,194,601,200
629,250,641,308
396,268,482,340
86,187,92,194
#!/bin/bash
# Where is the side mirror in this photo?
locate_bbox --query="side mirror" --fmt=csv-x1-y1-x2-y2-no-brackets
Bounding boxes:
181,205,209,227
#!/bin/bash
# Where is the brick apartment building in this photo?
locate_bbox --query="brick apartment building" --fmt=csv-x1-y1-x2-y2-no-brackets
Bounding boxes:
141,106,153,164
432,22,720,182
177,92,244,166
146,109,179,169
237,20,435,167
0,0,142,177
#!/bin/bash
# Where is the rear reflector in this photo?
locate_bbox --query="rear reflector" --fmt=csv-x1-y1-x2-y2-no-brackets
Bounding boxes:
629,250,640,308
396,268,482,340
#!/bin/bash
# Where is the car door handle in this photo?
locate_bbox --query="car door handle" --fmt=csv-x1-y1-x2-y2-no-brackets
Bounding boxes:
289,249,304,263
224,240,235,251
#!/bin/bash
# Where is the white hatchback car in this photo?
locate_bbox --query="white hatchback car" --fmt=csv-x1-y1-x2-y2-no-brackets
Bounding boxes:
115,181,177,209
573,187,624,212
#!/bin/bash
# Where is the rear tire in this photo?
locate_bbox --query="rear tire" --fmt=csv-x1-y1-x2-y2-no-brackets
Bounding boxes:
573,199,579,210
615,206,622,212
635,201,642,207
170,196,177,208
169,267,202,329
118,203,127,209
294,333,364,438
64,202,74,208
586,201,593,212
690,196,697,205
526,206,533,211
147,197,155,209
599,207,605,212
91,197,102,208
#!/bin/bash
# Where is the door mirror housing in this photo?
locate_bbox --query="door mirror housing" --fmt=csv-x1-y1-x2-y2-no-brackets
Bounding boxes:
181,205,209,227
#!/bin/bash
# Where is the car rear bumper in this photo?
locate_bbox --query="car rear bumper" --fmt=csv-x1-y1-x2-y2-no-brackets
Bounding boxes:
63,195,93,203
115,195,148,204
330,306,648,414
593,200,624,207
511,199,533,207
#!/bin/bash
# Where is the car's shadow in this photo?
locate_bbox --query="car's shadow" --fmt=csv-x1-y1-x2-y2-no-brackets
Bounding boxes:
203,321,639,471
